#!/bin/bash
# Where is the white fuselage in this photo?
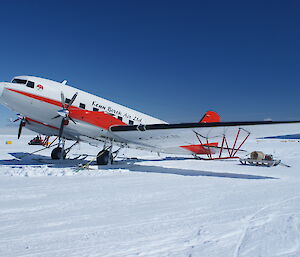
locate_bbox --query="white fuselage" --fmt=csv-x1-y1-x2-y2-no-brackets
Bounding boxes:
0,76,166,146
1,75,300,157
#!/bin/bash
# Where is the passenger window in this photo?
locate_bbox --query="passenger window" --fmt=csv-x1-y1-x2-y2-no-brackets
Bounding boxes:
12,79,27,84
26,81,34,88
93,107,99,112
129,120,134,125
118,116,123,121
65,98,71,104
79,103,86,109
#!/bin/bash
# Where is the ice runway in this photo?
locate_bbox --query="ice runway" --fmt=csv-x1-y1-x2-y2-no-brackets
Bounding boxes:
0,135,300,257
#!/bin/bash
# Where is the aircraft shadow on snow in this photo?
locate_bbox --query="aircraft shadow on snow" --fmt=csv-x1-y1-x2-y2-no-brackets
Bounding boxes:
0,152,277,180
1,152,91,168
100,158,278,180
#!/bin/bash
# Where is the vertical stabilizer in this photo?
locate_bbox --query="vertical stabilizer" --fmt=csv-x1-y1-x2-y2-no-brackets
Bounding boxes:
199,110,220,123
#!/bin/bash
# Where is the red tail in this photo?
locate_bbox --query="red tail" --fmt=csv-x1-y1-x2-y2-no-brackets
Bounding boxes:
199,111,220,123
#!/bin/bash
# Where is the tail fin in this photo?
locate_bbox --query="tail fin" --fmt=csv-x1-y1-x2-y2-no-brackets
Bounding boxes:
199,110,220,123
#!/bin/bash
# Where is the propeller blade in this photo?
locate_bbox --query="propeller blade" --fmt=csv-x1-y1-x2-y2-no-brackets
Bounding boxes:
61,92,65,108
13,118,21,123
52,115,61,119
67,92,78,108
69,116,76,124
18,120,24,139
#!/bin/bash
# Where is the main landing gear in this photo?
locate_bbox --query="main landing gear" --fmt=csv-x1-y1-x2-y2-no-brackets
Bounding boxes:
96,149,113,165
49,134,118,166
51,147,66,160
51,147,115,165
50,140,78,160
50,140,116,166
96,143,121,165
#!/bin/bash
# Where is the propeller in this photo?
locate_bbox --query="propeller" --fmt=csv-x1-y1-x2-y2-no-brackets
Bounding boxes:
12,115,30,139
52,92,78,141
18,119,26,139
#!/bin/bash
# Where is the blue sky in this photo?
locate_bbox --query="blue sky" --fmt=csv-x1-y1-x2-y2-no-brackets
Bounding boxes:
1,0,300,126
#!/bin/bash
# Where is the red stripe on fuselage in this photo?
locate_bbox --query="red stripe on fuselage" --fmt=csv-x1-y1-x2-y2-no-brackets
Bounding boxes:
7,88,127,130
7,88,62,107
69,109,127,130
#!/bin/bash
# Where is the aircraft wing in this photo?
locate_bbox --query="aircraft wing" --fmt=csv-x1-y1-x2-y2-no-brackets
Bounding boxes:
109,121,300,153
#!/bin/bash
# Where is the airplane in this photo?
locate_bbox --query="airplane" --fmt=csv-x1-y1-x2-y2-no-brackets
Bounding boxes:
0,75,299,165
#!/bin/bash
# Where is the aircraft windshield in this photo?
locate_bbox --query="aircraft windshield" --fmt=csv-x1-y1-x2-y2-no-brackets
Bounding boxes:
12,79,27,84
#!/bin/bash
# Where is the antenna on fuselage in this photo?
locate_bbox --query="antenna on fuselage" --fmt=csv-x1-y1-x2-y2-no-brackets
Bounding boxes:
61,80,67,85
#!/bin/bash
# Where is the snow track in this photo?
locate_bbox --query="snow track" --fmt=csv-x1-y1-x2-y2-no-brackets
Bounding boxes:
234,196,300,257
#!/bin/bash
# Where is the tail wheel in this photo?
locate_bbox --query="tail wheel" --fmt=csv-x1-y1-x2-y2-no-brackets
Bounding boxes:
96,150,113,165
51,147,66,160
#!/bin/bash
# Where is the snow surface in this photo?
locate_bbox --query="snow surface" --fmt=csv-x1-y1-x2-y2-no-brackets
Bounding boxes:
0,135,300,257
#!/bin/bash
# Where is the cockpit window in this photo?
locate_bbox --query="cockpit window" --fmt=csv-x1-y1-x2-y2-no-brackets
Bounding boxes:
12,79,27,84
26,81,34,88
